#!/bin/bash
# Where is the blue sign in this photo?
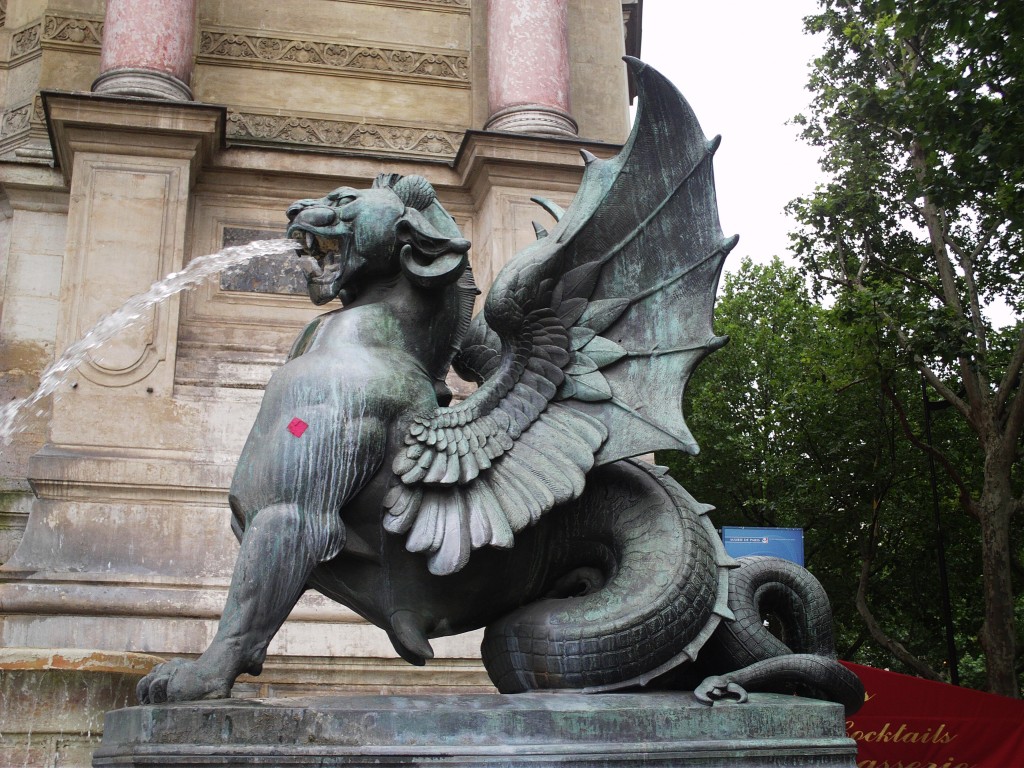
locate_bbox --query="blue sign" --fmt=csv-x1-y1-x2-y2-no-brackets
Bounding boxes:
720,526,804,565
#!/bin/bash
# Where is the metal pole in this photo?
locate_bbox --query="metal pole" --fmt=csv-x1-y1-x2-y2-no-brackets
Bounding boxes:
922,376,959,685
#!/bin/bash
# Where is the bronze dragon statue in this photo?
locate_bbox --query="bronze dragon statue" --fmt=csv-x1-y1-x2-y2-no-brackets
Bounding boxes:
136,58,864,715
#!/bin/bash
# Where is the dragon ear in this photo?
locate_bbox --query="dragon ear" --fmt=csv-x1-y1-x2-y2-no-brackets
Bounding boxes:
396,209,471,288
399,245,468,288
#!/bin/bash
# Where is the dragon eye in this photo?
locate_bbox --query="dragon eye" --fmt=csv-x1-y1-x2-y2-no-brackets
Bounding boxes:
326,190,356,205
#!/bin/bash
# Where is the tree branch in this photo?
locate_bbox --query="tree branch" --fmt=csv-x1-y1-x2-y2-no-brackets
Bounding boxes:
1001,366,1024,455
868,254,944,300
880,378,977,518
996,327,1024,419
874,298,975,423
909,144,963,316
856,501,944,681
944,223,998,363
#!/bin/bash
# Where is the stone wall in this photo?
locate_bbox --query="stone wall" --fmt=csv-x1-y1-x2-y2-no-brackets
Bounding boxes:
0,4,639,761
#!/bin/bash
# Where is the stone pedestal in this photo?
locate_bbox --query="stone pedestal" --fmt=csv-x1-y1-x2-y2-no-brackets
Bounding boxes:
93,693,857,767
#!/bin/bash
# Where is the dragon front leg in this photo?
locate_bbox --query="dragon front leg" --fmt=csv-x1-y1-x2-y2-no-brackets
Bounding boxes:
137,502,343,703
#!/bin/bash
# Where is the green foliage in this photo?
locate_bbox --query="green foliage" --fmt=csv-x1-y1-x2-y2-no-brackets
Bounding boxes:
784,0,1024,695
662,259,987,682
792,0,1023,337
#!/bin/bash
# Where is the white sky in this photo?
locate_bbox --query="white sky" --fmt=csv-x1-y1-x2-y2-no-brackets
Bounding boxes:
638,0,825,271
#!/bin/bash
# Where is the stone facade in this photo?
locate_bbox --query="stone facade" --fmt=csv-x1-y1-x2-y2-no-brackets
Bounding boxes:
0,1,640,764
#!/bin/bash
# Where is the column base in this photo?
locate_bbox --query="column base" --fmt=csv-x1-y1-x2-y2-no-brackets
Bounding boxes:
484,104,578,137
92,68,193,102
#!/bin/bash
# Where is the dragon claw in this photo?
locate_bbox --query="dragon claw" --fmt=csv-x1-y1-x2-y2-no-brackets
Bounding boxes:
695,675,749,706
136,658,232,704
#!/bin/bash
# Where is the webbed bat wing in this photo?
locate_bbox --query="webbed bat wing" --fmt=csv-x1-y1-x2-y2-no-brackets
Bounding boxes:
385,58,736,575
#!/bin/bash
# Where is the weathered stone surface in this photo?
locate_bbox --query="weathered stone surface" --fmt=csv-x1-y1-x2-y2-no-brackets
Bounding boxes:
0,648,162,768
95,692,857,767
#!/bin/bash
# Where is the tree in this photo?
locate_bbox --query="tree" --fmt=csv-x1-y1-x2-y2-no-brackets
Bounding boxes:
665,258,991,684
789,0,1024,695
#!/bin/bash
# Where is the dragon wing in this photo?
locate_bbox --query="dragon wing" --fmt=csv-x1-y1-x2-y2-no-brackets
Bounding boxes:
385,58,737,575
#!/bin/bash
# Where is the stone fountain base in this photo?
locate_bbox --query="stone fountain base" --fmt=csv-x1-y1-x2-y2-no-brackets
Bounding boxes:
93,692,856,767
0,648,162,768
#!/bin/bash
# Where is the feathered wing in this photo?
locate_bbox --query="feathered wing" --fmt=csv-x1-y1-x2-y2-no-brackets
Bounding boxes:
385,58,737,575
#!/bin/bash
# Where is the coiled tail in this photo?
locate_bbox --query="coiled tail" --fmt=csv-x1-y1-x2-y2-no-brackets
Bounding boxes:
481,460,735,693
697,556,865,715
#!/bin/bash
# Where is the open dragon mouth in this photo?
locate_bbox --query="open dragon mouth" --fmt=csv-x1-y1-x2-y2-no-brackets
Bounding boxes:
290,228,348,285
290,228,340,260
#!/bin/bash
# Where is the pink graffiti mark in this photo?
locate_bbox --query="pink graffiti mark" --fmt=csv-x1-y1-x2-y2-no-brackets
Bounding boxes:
287,418,308,438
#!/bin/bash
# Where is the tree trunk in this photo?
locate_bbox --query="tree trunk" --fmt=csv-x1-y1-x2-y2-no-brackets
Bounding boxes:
977,446,1019,697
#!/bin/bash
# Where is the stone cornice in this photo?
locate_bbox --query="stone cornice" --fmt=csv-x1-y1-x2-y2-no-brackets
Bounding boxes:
198,27,469,86
453,129,620,192
226,109,464,160
43,92,226,185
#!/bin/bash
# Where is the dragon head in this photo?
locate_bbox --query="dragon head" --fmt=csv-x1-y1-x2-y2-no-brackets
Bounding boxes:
287,174,471,305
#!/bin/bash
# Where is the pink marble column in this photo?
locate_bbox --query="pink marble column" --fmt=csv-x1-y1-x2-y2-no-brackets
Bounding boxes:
485,0,577,136
92,0,197,101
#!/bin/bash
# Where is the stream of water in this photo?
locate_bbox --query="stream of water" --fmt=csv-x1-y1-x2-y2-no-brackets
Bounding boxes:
0,238,298,446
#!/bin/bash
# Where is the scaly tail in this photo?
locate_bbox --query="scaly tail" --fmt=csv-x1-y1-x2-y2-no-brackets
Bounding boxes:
695,556,865,715
481,460,734,693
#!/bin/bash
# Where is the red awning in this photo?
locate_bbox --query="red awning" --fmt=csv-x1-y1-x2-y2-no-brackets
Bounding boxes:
842,662,1024,768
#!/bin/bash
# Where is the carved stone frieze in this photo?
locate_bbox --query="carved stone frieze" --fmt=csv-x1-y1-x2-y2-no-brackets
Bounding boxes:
199,29,468,84
0,102,31,138
10,23,41,59
0,0,7,29
226,110,463,159
42,13,103,48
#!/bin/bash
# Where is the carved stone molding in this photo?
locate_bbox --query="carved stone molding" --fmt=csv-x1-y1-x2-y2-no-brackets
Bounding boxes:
9,22,41,60
226,110,463,159
485,104,578,137
0,97,48,157
42,13,103,49
0,102,32,138
0,0,7,29
199,28,469,85
93,68,193,101
343,0,469,10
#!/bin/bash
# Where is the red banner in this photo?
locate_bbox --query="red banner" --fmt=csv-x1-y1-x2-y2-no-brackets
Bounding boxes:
842,662,1024,768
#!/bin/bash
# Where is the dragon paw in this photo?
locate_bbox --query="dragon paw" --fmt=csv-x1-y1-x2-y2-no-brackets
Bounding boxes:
694,675,749,706
136,658,233,704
